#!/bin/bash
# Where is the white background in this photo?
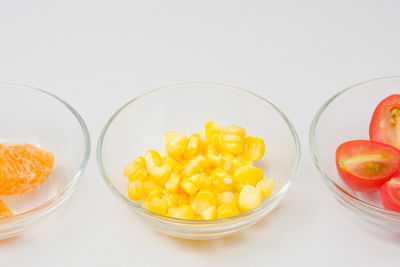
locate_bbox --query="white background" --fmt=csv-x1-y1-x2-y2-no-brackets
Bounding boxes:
1,1,400,266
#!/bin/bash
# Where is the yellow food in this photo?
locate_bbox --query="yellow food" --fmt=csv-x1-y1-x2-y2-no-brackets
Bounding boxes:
123,121,276,220
217,203,240,219
245,137,265,161
201,205,217,220
171,204,195,219
165,172,180,193
256,179,276,198
238,185,262,212
164,131,189,157
219,125,246,154
234,165,264,186
191,190,217,215
127,180,146,201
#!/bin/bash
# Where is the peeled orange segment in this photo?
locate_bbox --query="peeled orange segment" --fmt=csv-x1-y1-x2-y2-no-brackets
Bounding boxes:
0,143,54,195
0,200,13,219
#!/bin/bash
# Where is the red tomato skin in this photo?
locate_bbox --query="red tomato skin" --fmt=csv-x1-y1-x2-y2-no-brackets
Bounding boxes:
381,178,400,212
369,94,400,148
336,140,400,192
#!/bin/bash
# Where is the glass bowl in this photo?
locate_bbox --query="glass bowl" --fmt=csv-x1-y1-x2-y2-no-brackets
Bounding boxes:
310,76,400,232
0,84,90,239
97,82,301,240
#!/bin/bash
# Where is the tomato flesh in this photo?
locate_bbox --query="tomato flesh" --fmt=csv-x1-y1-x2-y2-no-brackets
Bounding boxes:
336,140,400,191
381,177,400,212
370,94,400,149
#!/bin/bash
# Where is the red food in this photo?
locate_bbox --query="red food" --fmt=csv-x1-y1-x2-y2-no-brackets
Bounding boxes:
336,140,400,191
370,94,400,149
381,177,400,212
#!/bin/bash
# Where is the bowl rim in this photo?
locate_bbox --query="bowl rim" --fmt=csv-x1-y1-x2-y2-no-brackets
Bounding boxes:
97,82,301,225
309,75,400,218
0,83,91,228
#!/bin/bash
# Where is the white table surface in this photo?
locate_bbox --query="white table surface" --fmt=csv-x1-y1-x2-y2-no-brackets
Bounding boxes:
1,1,400,266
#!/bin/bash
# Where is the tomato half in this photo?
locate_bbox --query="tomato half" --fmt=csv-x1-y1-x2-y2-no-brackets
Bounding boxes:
381,177,400,212
370,94,400,149
336,140,400,191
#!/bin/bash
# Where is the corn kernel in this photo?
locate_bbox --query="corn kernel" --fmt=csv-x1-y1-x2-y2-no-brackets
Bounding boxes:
189,192,197,204
166,193,179,207
162,156,182,173
145,150,162,168
124,156,148,181
127,180,146,201
256,179,276,198
197,174,212,190
219,125,246,154
204,168,213,176
231,155,253,172
123,157,141,178
181,155,208,177
180,178,198,195
205,121,224,141
135,156,146,166
143,180,154,192
171,205,195,219
235,183,245,192
164,131,189,157
238,185,262,212
198,138,209,155
148,165,170,186
148,197,168,215
129,168,148,182
201,205,216,220
220,152,234,172
217,203,240,219
167,207,174,217
144,180,164,198
234,165,263,186
187,173,200,184
184,134,201,159
212,179,226,192
142,197,151,210
191,190,217,215
165,173,181,193
211,168,233,185
194,129,204,139
210,134,221,151
237,155,253,166
245,136,266,161
218,191,235,205
205,144,223,167
178,194,189,205
188,173,211,191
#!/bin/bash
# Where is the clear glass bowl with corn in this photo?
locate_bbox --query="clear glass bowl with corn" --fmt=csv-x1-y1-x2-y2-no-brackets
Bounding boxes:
97,83,300,240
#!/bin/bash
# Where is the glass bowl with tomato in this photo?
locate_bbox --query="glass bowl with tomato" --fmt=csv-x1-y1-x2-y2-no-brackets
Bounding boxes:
310,76,400,232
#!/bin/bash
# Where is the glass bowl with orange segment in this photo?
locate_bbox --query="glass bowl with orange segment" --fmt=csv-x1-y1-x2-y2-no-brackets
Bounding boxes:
97,83,300,240
0,84,90,239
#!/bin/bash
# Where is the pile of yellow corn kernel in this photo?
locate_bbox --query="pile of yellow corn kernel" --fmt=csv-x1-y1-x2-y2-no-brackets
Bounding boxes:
123,121,275,220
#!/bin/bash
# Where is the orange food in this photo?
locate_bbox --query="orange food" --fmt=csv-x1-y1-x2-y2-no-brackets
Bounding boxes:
0,200,13,219
0,143,54,195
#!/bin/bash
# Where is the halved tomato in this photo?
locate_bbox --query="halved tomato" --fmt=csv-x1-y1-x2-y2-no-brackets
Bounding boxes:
370,94,400,149
336,140,400,191
381,177,400,212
